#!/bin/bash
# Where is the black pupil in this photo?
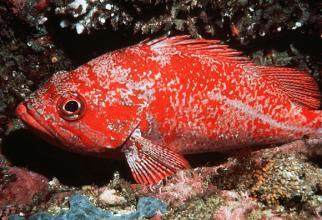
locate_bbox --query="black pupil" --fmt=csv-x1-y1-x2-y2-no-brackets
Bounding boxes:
64,100,79,113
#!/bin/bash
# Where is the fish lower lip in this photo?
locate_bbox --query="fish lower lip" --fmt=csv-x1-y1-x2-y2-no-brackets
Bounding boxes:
16,102,53,138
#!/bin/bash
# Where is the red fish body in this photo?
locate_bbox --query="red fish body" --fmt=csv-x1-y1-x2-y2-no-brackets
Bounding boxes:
16,36,322,184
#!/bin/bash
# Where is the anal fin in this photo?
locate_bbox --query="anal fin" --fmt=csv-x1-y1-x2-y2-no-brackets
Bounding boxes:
122,135,190,185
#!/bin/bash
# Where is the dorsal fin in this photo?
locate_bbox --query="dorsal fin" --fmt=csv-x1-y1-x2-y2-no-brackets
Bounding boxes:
145,35,251,64
145,36,321,109
258,66,321,109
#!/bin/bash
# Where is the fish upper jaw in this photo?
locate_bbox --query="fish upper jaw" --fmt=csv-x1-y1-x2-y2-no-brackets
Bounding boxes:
15,102,76,148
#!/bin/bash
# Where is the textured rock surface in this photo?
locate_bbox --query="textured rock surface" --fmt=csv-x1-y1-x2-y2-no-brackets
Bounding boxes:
51,0,322,45
0,167,48,209
10,194,167,220
134,143,322,219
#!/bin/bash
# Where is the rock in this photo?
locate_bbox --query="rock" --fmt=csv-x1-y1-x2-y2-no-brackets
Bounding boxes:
213,191,280,220
98,188,127,205
136,197,167,219
0,167,48,206
134,141,322,219
13,194,167,220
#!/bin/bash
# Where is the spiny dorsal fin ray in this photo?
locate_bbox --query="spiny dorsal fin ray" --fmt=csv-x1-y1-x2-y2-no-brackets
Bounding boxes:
145,35,251,63
145,36,320,109
258,66,321,109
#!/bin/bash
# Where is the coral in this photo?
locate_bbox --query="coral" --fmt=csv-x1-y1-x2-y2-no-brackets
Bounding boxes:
6,0,49,25
213,191,276,220
98,188,127,205
211,148,322,218
251,153,322,212
134,140,322,219
0,167,48,219
249,40,322,82
0,167,48,207
132,167,219,207
0,1,72,140
51,0,322,46
32,173,138,218
55,0,133,34
104,171,137,207
164,194,223,219
10,194,167,220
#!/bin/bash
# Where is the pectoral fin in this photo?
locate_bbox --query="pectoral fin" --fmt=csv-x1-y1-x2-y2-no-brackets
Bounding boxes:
122,135,190,185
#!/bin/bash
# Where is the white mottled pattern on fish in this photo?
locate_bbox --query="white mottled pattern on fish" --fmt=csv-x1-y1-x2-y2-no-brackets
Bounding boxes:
16,36,322,184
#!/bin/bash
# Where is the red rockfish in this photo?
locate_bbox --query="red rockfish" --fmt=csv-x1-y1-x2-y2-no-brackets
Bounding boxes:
16,36,322,185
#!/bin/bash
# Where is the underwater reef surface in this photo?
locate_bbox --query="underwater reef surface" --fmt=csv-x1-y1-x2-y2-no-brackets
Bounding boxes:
0,0,322,219
10,194,167,220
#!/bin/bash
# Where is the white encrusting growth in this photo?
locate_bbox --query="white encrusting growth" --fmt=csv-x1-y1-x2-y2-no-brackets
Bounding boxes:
75,23,85,34
292,21,302,30
60,20,70,28
105,3,113,10
60,0,99,34
69,0,88,16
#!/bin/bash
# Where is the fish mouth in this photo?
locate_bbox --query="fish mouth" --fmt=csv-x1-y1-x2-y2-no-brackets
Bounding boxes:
16,102,55,140
16,102,87,151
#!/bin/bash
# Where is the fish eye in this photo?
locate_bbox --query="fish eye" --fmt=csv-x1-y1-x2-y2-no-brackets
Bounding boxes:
64,100,79,113
57,92,86,121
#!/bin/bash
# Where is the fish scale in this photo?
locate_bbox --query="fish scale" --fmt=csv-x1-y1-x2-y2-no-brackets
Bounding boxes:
16,36,322,185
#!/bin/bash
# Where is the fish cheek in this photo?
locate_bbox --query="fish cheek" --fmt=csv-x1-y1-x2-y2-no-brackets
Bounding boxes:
104,105,141,147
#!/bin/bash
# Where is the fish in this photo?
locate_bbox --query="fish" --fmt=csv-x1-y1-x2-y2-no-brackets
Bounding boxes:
16,36,322,185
